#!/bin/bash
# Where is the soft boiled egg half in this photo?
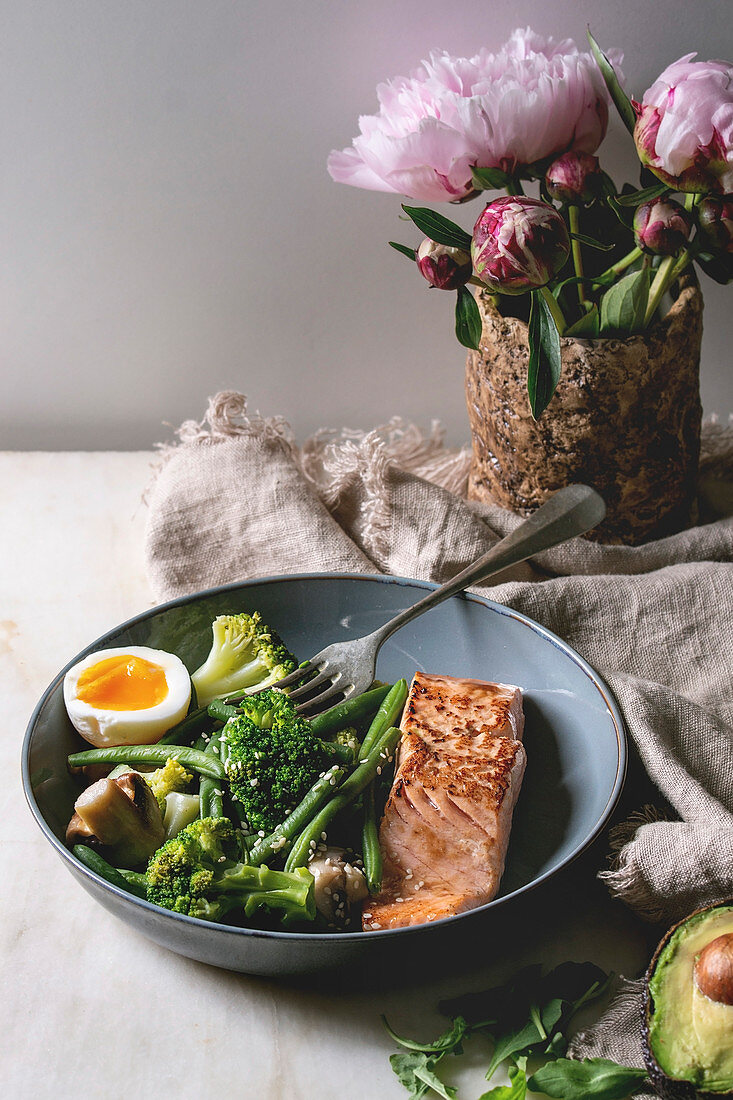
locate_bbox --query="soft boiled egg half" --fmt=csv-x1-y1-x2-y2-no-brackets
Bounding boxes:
64,646,192,747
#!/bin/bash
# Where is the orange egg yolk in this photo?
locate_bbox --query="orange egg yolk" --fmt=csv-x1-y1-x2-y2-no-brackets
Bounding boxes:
76,655,168,711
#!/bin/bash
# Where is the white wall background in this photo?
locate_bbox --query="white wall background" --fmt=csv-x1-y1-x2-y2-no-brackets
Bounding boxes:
2,0,731,450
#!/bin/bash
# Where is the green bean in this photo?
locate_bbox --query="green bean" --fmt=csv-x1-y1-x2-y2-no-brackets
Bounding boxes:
199,731,225,818
284,726,401,872
207,699,240,724
247,764,345,866
72,844,147,899
68,744,225,781
359,679,408,757
118,868,149,893
319,739,357,765
159,703,214,746
308,683,392,739
362,784,383,895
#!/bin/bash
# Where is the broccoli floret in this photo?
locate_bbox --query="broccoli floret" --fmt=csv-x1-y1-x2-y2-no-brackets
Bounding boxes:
221,690,330,834
142,758,193,806
146,816,315,924
191,612,297,706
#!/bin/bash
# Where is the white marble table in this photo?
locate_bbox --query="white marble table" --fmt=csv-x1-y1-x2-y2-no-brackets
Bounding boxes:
3,452,652,1100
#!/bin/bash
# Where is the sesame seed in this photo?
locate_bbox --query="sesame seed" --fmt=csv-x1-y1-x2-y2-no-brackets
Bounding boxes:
395,897,404,903
249,778,259,788
376,766,382,775
371,921,382,929
320,832,327,841
257,830,265,838
362,912,372,919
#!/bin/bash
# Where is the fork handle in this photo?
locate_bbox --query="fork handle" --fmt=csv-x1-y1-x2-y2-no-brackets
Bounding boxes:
368,483,605,647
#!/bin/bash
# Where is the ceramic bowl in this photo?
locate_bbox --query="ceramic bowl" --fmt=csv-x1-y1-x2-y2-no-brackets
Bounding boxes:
22,572,626,976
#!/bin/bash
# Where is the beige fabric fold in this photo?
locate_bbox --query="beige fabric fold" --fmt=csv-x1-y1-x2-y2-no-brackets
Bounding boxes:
145,392,733,1078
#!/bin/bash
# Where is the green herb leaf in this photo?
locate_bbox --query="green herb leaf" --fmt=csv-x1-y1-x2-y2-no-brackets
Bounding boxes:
478,1062,528,1099
600,267,651,334
586,28,636,135
485,1017,543,1082
565,305,600,337
471,166,511,191
382,1014,468,1055
528,290,562,419
569,232,615,251
455,286,482,349
528,1057,648,1100
389,241,417,262
614,183,670,207
401,205,473,250
390,1052,457,1100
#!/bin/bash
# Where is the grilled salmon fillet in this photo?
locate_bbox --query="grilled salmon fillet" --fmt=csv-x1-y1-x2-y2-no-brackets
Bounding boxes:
362,672,526,931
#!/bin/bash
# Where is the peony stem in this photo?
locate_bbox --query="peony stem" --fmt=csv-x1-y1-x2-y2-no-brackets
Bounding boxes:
505,178,525,196
539,285,567,334
568,206,587,308
597,245,643,282
643,251,692,327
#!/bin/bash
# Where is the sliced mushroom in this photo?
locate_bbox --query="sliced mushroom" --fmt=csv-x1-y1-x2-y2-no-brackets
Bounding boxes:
308,846,369,926
68,772,165,866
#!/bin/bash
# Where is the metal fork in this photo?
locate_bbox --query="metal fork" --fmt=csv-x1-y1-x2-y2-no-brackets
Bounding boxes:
278,483,606,714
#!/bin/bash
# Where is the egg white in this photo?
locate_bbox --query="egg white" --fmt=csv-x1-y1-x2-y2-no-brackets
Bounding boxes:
63,645,192,747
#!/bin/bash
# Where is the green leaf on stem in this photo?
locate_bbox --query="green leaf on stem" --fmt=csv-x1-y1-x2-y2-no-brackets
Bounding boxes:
485,1018,544,1081
528,1057,648,1100
389,241,417,261
586,28,637,135
382,1014,468,1055
401,204,473,250
614,182,670,207
600,266,651,334
528,290,562,418
695,249,733,285
479,1062,528,1100
390,1051,457,1100
565,304,600,337
471,166,512,191
455,286,482,349
569,232,615,252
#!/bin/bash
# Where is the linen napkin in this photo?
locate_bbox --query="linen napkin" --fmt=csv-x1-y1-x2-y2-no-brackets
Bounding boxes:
145,391,733,1079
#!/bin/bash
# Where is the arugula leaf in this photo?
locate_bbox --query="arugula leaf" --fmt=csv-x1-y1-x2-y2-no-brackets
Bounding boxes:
382,1014,468,1055
485,1018,543,1081
527,290,562,418
586,28,636,135
455,286,483,350
401,205,473,250
389,1052,457,1100
528,1057,648,1099
389,241,417,262
440,964,543,1027
479,1062,528,1099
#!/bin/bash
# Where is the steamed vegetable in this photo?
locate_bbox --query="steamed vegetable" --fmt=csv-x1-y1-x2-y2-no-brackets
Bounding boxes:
191,612,297,706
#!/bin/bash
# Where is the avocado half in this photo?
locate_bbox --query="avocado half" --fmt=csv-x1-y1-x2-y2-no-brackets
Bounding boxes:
642,898,733,1100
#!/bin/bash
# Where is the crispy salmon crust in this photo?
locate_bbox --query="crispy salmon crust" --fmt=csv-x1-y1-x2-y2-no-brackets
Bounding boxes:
362,673,526,931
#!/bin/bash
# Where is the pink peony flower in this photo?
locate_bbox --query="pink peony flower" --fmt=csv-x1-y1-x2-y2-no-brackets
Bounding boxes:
545,152,602,204
471,197,570,294
416,239,472,289
633,197,693,255
634,55,733,193
328,29,617,203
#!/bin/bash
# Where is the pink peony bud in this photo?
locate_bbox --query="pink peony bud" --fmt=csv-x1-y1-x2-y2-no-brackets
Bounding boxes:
416,238,473,289
634,55,733,194
633,197,693,255
697,194,733,252
545,152,602,204
471,196,570,294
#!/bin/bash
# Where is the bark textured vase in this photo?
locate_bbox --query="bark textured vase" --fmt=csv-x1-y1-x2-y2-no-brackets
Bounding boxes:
465,277,704,544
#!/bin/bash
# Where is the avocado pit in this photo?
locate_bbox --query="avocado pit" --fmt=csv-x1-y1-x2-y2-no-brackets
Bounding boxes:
695,934,733,1006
